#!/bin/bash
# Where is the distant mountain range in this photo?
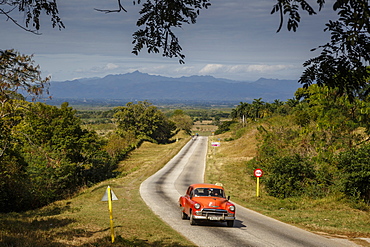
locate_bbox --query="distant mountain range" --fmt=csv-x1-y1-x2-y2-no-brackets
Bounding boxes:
48,71,302,104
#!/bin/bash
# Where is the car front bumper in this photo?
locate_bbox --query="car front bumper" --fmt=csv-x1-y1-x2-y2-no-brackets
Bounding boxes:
193,209,235,221
193,215,235,221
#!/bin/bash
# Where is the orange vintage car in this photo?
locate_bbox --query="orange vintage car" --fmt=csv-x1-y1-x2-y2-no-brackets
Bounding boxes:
179,183,236,227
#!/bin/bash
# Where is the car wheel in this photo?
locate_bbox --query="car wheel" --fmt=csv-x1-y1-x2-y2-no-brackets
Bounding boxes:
181,209,188,220
190,211,196,225
227,220,234,227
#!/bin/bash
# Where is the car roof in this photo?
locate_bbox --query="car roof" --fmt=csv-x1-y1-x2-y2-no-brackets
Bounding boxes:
190,183,224,190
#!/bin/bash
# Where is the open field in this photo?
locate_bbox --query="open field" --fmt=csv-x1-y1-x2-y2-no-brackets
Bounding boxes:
192,120,218,136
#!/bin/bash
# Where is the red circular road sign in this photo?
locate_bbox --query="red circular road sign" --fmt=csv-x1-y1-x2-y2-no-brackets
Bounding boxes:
254,168,264,177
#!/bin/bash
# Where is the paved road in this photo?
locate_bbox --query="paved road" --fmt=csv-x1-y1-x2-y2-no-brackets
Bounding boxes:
140,136,358,247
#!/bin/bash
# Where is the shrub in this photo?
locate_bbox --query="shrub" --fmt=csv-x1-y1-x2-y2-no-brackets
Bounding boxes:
336,143,370,203
214,120,237,135
264,155,316,198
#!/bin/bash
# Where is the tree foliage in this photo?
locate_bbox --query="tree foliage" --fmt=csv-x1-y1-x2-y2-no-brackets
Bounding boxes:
230,98,293,124
239,85,370,202
271,0,324,32
0,49,50,106
130,0,211,64
214,120,237,135
0,101,117,212
264,155,315,198
114,101,176,144
0,49,50,162
295,84,370,135
169,110,193,135
336,144,370,203
0,0,64,34
298,0,370,100
0,49,53,212
270,0,370,98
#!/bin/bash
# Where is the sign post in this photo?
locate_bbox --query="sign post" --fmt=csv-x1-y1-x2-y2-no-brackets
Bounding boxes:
211,142,220,147
101,186,118,243
254,169,264,197
211,141,220,155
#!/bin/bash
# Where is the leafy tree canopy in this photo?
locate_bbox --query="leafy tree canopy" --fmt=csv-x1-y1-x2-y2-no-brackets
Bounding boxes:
0,101,117,211
169,110,193,135
0,0,64,34
0,49,50,107
0,49,50,159
298,1,370,100
294,84,370,134
114,100,176,143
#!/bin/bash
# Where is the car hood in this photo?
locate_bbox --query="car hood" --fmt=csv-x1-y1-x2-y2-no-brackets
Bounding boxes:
193,197,229,209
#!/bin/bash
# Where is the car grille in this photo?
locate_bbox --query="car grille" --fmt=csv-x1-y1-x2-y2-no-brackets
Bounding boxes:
201,208,228,216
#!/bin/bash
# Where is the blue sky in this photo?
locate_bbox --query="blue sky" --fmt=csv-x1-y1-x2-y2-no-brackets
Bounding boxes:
1,0,337,82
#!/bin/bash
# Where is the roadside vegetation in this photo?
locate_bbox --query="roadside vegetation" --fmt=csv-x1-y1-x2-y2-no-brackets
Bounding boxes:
0,131,196,247
0,98,182,213
206,85,370,245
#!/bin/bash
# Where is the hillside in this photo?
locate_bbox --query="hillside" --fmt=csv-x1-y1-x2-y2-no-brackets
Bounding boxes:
206,122,370,245
48,71,301,104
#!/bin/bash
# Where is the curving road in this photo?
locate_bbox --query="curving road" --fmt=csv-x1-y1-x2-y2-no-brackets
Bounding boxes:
140,136,358,247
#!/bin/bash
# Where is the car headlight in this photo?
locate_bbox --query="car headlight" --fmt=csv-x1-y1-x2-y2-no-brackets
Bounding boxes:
229,206,235,212
194,203,201,209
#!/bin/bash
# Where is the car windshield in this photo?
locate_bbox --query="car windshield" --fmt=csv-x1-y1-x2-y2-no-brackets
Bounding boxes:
193,188,224,198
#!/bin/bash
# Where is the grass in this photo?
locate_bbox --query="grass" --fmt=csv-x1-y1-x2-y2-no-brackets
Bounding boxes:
0,131,196,247
1,122,370,246
205,124,370,246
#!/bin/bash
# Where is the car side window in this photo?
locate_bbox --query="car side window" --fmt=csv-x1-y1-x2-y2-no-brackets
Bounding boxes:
186,187,193,197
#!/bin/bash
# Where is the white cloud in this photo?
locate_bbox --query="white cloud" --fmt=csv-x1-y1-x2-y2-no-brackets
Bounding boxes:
104,63,119,70
200,63,296,74
199,64,226,74
195,63,304,81
73,62,121,75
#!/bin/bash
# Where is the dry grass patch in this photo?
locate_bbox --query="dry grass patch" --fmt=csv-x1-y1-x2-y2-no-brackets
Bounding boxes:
0,133,196,247
206,126,258,200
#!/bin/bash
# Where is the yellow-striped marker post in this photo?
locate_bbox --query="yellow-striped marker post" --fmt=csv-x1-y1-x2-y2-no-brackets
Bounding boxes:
101,186,118,243
108,186,114,243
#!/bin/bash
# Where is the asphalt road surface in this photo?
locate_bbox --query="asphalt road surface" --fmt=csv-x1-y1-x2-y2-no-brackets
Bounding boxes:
140,136,359,247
